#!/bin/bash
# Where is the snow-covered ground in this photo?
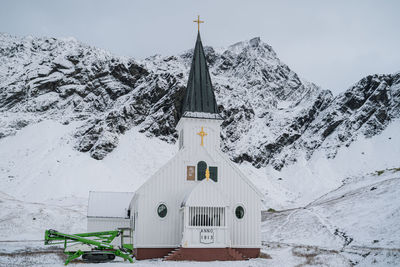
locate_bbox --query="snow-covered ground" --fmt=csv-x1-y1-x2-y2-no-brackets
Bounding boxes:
0,118,399,266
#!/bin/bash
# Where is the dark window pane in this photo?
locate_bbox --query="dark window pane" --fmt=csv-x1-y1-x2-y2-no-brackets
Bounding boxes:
209,166,218,182
197,161,207,181
235,206,244,219
157,204,167,218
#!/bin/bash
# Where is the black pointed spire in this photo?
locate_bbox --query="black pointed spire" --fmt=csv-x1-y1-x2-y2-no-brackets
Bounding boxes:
181,32,220,119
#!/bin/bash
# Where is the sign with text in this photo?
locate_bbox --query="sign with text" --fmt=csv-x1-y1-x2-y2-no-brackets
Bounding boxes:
200,229,214,244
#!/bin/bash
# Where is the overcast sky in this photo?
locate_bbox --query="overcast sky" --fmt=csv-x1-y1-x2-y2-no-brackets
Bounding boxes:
1,0,399,94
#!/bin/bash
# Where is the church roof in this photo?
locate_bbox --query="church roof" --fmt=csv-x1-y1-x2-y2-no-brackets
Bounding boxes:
181,32,221,119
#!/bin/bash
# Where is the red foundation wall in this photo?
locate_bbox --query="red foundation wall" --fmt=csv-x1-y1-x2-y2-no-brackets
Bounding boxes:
135,248,175,260
135,247,260,261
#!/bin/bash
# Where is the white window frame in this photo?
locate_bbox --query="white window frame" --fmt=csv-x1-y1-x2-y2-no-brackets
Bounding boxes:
234,204,246,221
156,202,169,220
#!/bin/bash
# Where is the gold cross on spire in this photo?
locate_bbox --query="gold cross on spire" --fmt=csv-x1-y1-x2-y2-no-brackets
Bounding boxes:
193,15,204,32
197,126,207,146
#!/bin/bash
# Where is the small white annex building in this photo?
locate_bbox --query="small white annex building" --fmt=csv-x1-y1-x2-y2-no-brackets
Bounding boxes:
88,30,262,261
87,191,133,245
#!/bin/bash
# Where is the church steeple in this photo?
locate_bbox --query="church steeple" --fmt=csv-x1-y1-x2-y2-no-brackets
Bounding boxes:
181,31,220,119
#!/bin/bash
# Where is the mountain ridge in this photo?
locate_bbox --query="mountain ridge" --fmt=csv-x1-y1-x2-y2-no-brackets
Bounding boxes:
0,32,399,170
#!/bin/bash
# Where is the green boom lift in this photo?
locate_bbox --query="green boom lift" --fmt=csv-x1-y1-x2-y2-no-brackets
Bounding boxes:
44,229,134,265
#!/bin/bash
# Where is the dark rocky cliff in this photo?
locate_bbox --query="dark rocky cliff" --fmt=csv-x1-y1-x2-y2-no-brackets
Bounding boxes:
1,33,398,169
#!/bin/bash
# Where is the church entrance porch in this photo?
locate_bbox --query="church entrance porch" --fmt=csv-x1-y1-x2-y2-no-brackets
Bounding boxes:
180,178,231,248
181,206,230,248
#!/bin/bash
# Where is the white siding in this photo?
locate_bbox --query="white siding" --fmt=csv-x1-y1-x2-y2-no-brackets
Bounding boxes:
87,217,131,246
133,116,261,248
176,117,221,152
87,191,133,218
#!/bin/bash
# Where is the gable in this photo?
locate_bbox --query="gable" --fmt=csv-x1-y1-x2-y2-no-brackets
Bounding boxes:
135,147,215,194
182,179,228,207
133,140,263,202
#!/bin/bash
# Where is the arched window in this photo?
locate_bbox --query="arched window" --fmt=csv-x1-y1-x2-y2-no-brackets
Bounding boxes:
197,161,207,181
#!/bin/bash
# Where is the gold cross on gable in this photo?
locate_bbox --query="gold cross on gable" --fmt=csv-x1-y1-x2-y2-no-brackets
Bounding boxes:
197,127,207,146
193,15,204,32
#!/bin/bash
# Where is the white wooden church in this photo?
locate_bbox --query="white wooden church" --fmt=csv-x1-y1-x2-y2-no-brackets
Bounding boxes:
87,26,262,261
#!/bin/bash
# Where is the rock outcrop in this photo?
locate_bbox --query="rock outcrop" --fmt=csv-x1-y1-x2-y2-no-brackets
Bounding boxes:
1,33,399,169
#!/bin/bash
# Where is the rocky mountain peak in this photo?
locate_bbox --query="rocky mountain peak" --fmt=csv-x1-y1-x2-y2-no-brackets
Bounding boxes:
0,33,399,169
227,36,273,55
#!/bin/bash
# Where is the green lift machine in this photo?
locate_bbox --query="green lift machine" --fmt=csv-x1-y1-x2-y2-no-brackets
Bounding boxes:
44,229,134,265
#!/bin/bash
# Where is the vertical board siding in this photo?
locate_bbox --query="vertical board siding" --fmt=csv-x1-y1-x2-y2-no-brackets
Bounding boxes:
87,218,130,246
134,118,261,248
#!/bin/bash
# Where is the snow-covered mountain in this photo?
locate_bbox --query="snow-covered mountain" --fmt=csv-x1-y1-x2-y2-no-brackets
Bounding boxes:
1,32,400,266
1,33,398,169
1,118,399,266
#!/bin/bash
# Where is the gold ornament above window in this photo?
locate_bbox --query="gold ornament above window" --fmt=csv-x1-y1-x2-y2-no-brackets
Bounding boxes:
205,168,210,181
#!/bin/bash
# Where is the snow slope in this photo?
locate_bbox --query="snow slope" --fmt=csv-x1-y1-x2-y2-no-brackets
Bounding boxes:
0,119,175,204
245,118,400,209
261,168,400,266
0,118,399,266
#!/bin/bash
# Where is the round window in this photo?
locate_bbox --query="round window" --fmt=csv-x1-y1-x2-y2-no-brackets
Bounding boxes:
157,204,167,218
235,206,245,219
